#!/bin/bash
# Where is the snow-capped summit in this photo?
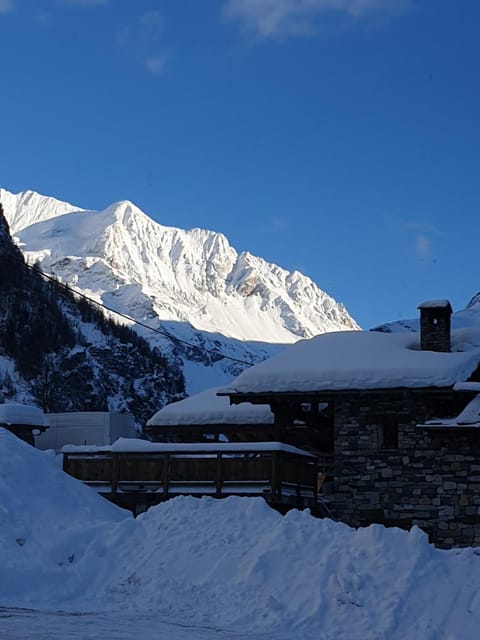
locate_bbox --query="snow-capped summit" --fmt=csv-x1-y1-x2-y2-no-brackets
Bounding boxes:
1,187,359,392
0,188,77,233
2,188,357,344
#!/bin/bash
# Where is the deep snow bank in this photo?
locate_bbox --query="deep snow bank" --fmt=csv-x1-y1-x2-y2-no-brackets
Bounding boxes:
0,428,130,606
1,428,480,639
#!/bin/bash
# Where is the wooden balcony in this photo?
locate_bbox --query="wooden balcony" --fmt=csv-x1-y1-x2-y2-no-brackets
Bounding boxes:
62,441,323,515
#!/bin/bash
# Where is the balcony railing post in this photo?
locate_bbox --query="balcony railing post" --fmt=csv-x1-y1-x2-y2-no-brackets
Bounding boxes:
216,452,223,497
111,453,118,494
163,453,170,496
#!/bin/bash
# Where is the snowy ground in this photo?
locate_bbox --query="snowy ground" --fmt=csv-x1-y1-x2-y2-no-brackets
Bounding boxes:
1,609,283,640
1,428,480,640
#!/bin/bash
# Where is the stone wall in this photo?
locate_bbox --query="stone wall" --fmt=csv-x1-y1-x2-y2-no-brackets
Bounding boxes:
327,392,480,548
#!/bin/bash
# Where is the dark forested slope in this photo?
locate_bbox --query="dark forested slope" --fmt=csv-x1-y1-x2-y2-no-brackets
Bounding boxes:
0,203,185,426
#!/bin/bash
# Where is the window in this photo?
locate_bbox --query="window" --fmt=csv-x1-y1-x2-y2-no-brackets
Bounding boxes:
378,422,399,450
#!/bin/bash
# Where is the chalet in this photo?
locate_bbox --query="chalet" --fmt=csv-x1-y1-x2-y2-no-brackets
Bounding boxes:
0,402,48,446
222,301,480,548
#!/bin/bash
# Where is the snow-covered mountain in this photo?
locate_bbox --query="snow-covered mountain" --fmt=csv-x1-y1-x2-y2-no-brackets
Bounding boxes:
1,188,359,392
371,294,480,334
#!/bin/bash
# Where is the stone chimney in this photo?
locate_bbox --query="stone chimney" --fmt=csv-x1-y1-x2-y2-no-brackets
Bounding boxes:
417,300,453,352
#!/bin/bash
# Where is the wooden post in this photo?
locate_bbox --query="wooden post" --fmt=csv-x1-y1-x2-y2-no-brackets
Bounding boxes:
215,452,223,498
111,453,118,494
296,456,301,506
272,403,291,441
163,453,170,496
271,451,278,502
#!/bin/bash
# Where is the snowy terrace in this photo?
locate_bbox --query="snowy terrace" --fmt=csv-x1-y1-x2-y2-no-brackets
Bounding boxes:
222,328,480,397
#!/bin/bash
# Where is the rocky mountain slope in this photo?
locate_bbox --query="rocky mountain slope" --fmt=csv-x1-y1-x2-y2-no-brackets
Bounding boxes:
0,204,185,425
1,188,359,393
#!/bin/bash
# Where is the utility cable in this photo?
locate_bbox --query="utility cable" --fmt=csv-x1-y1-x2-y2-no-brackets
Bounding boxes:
0,246,257,367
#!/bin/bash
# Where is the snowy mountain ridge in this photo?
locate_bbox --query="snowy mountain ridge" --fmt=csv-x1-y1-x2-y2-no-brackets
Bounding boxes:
1,188,358,393
1,188,358,344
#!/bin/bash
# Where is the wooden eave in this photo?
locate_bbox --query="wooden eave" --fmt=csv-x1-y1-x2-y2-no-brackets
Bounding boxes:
144,422,274,432
227,386,463,406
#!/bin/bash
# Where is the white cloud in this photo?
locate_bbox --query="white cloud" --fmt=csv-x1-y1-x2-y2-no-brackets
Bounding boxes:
145,55,168,76
222,0,410,38
0,0,13,14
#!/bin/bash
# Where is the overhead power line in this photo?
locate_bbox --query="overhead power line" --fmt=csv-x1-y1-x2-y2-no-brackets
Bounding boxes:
0,246,256,368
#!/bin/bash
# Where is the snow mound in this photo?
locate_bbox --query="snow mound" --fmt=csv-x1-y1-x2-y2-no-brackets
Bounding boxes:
2,428,480,638
0,403,48,426
0,429,130,605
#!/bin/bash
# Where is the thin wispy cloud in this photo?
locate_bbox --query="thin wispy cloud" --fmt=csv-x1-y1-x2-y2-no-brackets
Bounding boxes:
118,11,169,76
145,55,168,76
222,0,411,39
55,0,110,7
405,221,441,236
0,0,13,14
257,216,290,234
118,11,164,49
414,234,432,261
404,222,441,263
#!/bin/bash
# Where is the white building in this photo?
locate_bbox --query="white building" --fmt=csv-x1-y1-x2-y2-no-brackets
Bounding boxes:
35,412,137,450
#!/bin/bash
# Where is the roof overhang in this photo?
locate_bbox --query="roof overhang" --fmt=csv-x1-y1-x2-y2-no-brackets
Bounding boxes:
226,386,459,406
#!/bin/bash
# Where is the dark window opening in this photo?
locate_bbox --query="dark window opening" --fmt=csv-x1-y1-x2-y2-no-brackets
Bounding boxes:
378,422,399,450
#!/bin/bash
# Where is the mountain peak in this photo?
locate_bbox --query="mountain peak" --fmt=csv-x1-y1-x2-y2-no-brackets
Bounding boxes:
1,187,359,392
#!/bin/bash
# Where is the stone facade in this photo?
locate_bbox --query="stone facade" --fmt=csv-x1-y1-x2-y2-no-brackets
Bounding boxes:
327,391,480,548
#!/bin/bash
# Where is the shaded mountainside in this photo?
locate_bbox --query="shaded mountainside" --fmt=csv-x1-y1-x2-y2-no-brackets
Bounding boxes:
1,188,359,393
0,205,185,426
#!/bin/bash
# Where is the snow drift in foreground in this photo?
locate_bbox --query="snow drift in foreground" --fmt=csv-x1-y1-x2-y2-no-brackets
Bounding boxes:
1,428,480,640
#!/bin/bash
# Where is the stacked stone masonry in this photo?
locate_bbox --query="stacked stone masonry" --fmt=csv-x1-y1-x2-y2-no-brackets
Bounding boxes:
327,392,480,549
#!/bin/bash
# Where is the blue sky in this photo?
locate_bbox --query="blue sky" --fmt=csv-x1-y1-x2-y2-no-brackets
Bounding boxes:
1,0,479,329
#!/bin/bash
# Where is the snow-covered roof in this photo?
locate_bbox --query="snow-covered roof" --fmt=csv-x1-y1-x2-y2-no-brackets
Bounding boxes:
225,329,480,395
417,300,452,310
147,386,274,427
62,439,314,457
0,403,48,427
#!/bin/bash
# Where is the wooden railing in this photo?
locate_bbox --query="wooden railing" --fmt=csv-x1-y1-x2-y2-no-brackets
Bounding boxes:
62,443,319,509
